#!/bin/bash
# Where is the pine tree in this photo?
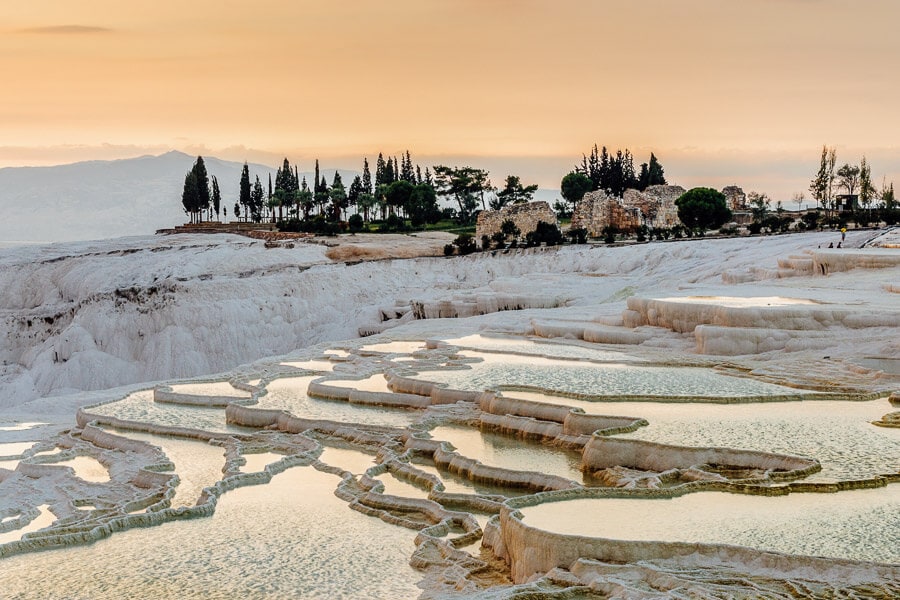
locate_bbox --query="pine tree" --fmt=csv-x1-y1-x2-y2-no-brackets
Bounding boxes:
416,165,423,185
385,157,395,184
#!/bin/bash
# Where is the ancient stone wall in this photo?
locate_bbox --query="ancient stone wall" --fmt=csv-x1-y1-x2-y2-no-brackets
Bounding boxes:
722,186,747,211
570,185,685,236
570,191,641,236
475,201,557,241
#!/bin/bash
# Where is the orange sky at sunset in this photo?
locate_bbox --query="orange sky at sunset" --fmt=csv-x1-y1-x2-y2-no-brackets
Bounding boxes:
2,0,899,197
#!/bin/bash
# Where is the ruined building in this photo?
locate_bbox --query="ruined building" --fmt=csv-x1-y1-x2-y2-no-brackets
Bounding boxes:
475,201,558,241
721,186,747,212
570,185,686,236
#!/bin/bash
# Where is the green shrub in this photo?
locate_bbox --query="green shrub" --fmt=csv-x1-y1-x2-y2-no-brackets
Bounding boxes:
348,214,364,233
567,227,588,244
453,233,477,255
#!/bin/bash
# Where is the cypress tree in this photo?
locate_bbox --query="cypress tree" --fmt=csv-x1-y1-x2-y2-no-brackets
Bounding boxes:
647,153,666,186
638,163,650,190
181,171,199,223
375,153,386,187
212,176,221,220
192,156,211,221
239,163,251,222
251,175,264,222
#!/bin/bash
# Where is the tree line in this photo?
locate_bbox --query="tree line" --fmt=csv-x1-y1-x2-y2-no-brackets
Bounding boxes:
181,151,547,232
557,145,667,216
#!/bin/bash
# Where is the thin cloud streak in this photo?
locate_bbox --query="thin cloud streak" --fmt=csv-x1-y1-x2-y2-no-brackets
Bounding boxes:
18,25,113,35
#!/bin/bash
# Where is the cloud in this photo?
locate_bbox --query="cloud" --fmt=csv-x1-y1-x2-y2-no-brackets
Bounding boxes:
19,25,112,35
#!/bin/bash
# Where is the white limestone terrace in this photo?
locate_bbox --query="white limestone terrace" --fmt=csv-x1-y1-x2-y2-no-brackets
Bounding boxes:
1,228,893,410
0,227,898,598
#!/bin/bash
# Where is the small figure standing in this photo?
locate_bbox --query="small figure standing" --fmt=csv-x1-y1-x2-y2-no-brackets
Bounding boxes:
841,227,846,242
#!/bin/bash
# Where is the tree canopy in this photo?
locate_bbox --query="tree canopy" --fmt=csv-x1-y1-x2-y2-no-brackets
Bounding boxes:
675,187,732,232
432,165,490,224
181,156,211,223
560,172,592,206
492,175,538,209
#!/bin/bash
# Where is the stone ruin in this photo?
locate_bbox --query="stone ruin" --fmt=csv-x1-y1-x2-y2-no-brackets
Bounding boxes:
475,201,557,241
722,186,747,212
570,185,686,236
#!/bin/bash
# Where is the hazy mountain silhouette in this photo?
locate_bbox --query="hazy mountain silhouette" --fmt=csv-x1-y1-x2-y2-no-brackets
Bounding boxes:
0,151,356,243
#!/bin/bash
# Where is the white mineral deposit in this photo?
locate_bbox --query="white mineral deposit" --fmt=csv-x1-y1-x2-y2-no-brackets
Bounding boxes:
0,229,898,598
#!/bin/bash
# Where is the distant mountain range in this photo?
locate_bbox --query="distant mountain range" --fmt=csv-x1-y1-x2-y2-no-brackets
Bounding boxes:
0,151,562,244
0,151,357,243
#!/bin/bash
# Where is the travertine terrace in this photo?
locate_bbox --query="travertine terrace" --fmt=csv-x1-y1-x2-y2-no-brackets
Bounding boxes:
0,228,897,598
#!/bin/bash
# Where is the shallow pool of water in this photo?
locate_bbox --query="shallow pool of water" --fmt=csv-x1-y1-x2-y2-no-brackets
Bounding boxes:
657,296,820,307
374,472,429,498
521,485,900,564
324,349,351,357
326,374,392,393
442,334,642,362
240,453,284,474
561,396,900,481
318,446,378,475
114,430,226,509
0,468,422,598
46,456,110,483
0,422,46,432
89,391,246,434
429,425,584,484
414,353,802,398
0,442,36,457
411,460,530,497
261,376,417,428
281,359,335,372
169,382,250,398
856,357,900,375
0,504,54,546
359,341,426,354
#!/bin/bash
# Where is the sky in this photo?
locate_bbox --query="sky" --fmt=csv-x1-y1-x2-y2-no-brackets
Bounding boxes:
2,0,899,200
